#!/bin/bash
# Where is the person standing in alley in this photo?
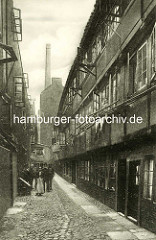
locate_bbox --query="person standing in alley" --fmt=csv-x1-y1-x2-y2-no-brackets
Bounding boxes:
43,165,50,192
49,166,55,190
36,167,44,196
32,166,38,190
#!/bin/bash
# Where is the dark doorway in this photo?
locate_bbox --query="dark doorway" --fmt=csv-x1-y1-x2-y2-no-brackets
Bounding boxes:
72,162,76,184
127,160,140,221
117,159,126,214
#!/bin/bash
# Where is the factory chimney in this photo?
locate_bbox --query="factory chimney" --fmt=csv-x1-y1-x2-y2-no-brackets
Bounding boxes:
45,44,51,89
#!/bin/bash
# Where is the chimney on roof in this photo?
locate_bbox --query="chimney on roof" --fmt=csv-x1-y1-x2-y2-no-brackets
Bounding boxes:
45,44,51,89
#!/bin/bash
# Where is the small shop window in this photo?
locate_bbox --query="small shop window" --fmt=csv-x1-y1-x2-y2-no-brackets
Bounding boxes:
143,159,154,200
94,162,105,188
78,160,85,179
65,162,71,177
89,159,94,183
109,161,116,191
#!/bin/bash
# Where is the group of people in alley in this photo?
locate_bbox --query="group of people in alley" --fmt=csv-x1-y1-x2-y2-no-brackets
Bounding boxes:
19,164,55,196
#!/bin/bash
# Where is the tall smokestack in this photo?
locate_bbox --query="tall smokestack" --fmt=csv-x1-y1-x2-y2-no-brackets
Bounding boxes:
45,44,51,89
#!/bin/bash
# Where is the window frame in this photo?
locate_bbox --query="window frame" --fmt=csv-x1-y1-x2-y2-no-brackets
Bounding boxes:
14,76,23,104
136,41,147,91
143,157,155,201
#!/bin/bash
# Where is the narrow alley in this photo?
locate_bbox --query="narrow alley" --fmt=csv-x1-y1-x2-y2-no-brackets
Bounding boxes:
0,174,156,240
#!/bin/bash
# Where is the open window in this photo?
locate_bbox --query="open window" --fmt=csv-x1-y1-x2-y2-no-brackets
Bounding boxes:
136,42,147,90
12,8,22,41
105,3,121,41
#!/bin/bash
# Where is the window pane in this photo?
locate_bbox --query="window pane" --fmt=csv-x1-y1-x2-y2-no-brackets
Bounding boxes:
15,84,22,92
149,160,154,171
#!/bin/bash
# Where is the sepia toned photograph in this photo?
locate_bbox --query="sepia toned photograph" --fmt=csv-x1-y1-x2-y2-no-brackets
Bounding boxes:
0,0,156,239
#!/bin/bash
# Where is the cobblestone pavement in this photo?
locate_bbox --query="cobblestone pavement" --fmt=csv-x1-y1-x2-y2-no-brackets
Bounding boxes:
0,174,156,240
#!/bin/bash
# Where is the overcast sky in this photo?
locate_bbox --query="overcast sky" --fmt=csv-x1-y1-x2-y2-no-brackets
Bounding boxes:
14,0,95,111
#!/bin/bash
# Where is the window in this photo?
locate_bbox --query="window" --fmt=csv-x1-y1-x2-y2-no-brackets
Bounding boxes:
12,8,22,41
93,92,100,112
92,41,97,63
63,163,66,175
150,23,156,80
111,6,120,32
89,159,94,183
109,161,116,191
14,77,23,103
95,164,105,188
106,5,120,41
143,158,154,200
100,83,109,107
85,160,90,181
85,101,93,116
112,72,120,105
87,46,92,63
23,73,29,88
129,53,137,94
78,160,85,179
1,104,10,125
68,88,73,104
64,162,71,176
96,34,102,56
36,149,43,155
136,42,147,90
59,132,65,145
73,78,77,89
